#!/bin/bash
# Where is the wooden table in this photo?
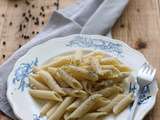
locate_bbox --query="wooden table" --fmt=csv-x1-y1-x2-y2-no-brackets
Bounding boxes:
0,0,160,119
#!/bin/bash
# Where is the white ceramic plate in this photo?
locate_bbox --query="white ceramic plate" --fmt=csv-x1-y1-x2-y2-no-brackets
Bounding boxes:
7,34,158,120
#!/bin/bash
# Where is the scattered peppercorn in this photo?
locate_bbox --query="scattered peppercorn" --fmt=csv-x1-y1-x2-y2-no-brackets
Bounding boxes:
42,14,45,17
2,14,5,17
2,41,6,45
28,10,31,14
29,14,32,18
39,12,43,16
19,44,22,48
32,31,35,34
25,0,30,6
22,13,26,17
32,4,35,8
23,24,26,28
41,6,44,12
42,21,44,25
2,54,5,59
32,16,35,20
14,4,18,8
9,22,13,26
19,24,22,31
36,32,39,34
25,17,29,22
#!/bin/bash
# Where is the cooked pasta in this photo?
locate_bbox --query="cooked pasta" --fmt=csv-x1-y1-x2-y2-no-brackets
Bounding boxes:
46,103,61,118
64,65,98,81
29,76,49,90
78,112,107,120
113,93,134,114
97,94,125,113
58,69,82,89
40,101,56,116
63,88,87,98
29,89,63,101
38,70,65,95
28,49,134,120
48,97,75,120
67,94,102,120
90,58,102,75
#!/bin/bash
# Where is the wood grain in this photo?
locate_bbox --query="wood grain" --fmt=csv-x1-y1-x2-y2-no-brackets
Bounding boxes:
0,0,160,120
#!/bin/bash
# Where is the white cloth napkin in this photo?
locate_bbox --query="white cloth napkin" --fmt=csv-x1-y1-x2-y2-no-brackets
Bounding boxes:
0,0,128,119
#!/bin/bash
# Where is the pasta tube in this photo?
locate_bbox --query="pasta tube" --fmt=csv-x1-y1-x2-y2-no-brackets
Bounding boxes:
78,112,107,120
67,94,102,119
65,65,98,81
74,49,83,65
114,65,131,72
40,101,56,116
113,93,134,114
63,88,87,98
100,57,121,65
48,67,69,87
48,97,75,120
90,58,102,75
39,70,65,95
58,69,82,89
96,85,123,97
97,94,125,113
41,56,73,69
29,89,62,101
29,76,49,90
46,103,61,118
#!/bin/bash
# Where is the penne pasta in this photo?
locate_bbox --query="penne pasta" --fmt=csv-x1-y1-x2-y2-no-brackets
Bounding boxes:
114,65,131,72
67,94,102,120
58,69,82,89
113,93,134,114
29,73,45,84
100,57,121,66
29,76,49,90
48,97,75,120
63,88,87,98
66,99,81,112
46,103,61,118
65,65,98,81
28,49,134,119
73,49,83,65
91,97,111,111
39,70,65,95
40,101,56,116
78,112,107,120
96,85,123,97
83,51,105,60
29,89,63,101
90,58,102,75
40,56,73,69
97,94,125,113
48,67,69,87
64,112,71,120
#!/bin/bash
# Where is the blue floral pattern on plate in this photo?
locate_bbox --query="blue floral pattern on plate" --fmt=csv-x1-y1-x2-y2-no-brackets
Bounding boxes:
13,57,38,91
129,82,151,105
33,114,47,120
66,36,124,57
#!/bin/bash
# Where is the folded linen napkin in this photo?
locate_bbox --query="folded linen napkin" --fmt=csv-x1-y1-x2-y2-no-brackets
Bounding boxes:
0,0,128,119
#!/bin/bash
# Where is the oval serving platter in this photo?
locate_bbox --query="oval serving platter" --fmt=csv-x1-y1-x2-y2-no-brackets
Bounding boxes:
7,34,158,120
